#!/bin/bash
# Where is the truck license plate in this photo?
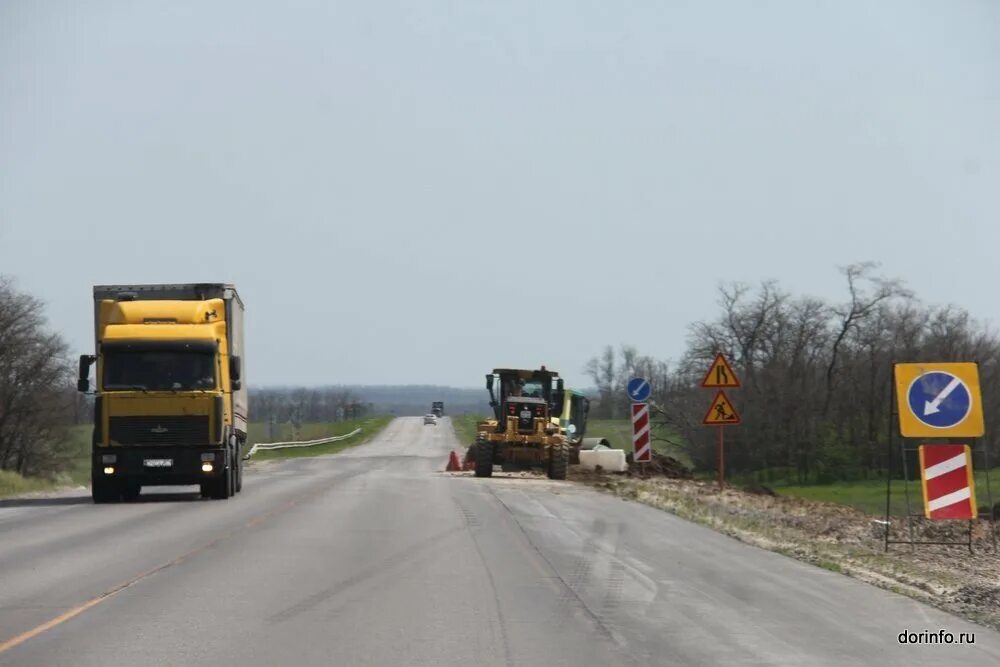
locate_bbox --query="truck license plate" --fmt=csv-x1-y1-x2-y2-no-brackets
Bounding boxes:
520,410,532,419
143,459,173,468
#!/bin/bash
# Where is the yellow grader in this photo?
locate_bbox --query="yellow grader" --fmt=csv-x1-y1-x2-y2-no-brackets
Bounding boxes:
474,367,571,479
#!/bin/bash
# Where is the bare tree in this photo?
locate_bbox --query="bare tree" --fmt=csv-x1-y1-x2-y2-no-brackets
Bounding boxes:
0,278,76,476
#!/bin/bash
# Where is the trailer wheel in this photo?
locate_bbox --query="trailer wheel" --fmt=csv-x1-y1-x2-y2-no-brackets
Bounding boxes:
235,441,243,493
474,438,494,478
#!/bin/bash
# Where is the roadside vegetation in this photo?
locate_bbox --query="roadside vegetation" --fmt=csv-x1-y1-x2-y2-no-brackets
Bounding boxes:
450,414,486,448
584,418,692,468
772,469,1000,516
0,278,89,486
584,263,1000,517
248,416,392,461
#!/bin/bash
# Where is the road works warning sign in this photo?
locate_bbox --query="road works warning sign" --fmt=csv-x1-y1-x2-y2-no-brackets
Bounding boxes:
701,353,740,388
894,363,985,438
703,391,741,425
918,444,977,520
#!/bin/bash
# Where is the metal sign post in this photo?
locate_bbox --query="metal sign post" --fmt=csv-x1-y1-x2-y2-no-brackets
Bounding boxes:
702,354,741,490
627,378,653,475
885,361,994,554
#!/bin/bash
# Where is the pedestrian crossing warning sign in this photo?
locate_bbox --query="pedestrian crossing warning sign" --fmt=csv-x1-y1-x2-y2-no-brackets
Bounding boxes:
703,390,741,425
701,353,740,388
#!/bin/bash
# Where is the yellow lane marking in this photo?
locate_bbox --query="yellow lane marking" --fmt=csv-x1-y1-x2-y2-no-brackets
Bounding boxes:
0,483,328,656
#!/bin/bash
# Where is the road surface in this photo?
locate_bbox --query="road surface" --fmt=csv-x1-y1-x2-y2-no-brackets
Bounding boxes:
1,417,998,666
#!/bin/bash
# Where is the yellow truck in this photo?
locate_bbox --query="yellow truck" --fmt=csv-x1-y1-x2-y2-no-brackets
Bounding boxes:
77,284,247,502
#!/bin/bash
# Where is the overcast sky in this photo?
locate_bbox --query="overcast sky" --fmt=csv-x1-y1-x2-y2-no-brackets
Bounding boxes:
1,1,998,388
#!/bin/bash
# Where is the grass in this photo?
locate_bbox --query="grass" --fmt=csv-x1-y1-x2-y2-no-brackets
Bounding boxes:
248,416,393,461
775,468,1000,516
0,470,57,498
0,424,92,499
584,418,692,468
451,415,487,448
0,418,393,498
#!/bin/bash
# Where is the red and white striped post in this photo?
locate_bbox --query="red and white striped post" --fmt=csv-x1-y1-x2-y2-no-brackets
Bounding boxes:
632,402,652,466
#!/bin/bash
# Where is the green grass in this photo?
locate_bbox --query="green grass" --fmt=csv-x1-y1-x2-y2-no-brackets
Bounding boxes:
450,415,487,448
249,416,393,461
0,469,58,498
58,424,93,485
584,418,692,467
775,469,1000,516
0,424,92,498
0,418,394,498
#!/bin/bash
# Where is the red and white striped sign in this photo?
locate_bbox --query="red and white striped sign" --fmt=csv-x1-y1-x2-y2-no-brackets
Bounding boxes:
632,402,652,463
919,444,977,520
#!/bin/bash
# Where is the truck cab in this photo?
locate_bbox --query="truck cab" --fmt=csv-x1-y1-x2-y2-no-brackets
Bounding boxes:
78,284,246,503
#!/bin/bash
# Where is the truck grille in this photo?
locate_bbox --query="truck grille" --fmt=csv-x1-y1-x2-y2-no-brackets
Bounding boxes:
109,416,210,445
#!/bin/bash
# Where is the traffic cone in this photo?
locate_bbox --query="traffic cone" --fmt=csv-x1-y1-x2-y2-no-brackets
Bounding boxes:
446,450,461,472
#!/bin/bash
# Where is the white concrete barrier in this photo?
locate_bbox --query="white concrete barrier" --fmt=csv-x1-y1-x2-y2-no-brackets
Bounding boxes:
578,449,627,473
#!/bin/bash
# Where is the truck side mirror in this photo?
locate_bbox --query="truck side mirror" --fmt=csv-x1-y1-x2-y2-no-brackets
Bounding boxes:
230,356,241,381
557,379,564,391
485,374,494,392
77,355,95,393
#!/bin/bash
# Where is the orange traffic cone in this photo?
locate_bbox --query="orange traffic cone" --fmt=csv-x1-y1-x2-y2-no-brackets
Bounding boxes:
446,450,461,472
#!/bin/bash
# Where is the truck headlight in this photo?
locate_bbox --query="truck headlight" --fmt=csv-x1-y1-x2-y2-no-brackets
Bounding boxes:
103,466,115,475
201,463,214,472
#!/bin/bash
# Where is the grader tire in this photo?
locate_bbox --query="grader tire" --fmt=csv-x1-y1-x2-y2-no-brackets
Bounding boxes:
548,443,569,480
474,439,494,478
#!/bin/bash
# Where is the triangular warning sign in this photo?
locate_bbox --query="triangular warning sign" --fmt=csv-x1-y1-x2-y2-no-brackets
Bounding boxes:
703,390,741,425
701,353,741,388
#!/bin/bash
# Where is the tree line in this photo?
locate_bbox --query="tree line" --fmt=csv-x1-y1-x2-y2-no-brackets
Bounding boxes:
586,263,1000,484
0,278,83,477
249,387,373,426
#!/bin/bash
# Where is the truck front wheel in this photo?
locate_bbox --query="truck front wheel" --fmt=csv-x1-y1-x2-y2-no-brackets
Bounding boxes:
92,477,120,504
208,461,233,500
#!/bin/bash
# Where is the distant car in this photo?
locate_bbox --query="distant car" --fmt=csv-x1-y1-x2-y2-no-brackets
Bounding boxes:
423,414,437,425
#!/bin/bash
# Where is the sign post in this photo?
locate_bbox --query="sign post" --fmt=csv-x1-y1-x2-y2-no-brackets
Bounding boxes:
627,378,653,473
701,354,741,489
632,402,652,464
884,362,994,554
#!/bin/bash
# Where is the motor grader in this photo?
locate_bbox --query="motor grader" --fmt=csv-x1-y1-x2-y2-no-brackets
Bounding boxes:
473,367,571,479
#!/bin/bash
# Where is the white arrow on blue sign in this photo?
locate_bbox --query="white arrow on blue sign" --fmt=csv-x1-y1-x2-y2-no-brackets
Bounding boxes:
906,371,972,429
627,377,651,402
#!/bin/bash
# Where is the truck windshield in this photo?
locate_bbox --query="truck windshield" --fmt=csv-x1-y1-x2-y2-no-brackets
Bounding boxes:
103,350,217,391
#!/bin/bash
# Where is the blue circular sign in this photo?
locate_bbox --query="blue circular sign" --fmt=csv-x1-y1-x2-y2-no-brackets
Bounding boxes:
627,377,651,402
906,371,972,429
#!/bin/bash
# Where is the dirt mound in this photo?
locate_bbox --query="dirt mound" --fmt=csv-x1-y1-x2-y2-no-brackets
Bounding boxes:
626,451,692,478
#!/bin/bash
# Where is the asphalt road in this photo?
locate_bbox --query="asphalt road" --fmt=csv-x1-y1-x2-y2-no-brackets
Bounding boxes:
1,417,998,666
